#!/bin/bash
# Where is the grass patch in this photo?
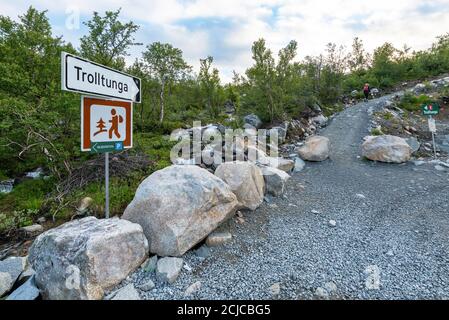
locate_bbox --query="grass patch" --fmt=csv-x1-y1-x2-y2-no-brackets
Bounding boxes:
370,127,384,136
399,93,433,112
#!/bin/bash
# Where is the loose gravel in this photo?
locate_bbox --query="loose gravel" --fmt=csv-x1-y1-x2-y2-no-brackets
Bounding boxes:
111,93,449,300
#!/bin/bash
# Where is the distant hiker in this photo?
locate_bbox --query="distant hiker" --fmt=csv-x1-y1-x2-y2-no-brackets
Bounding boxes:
363,83,370,101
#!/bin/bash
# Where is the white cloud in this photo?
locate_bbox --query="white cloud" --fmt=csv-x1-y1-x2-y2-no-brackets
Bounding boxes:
2,0,449,82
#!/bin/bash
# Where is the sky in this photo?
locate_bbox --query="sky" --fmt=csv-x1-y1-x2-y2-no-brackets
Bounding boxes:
2,0,449,83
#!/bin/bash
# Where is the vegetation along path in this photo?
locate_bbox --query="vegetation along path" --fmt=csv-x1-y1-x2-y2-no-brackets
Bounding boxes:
121,92,449,300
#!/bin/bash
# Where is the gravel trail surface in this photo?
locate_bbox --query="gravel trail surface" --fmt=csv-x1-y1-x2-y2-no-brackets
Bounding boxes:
121,94,449,300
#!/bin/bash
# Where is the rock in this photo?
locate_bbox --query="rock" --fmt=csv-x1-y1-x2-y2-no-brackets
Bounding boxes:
371,88,380,96
362,135,412,163
28,217,148,300
18,258,35,282
206,231,232,247
297,136,330,162
243,114,262,129
123,165,239,257
435,165,446,172
268,127,287,144
156,257,183,284
315,287,329,299
294,157,306,172
260,166,290,196
414,160,426,166
184,281,201,296
269,283,281,295
329,220,337,227
405,137,420,154
351,90,358,97
356,194,366,199
6,275,40,300
0,179,14,194
111,284,140,300
37,217,46,224
413,83,426,94
311,210,320,215
386,250,394,257
77,197,94,212
20,224,44,237
142,256,158,273
259,157,294,172
215,161,265,211
311,114,328,127
324,281,337,294
25,168,44,179
139,279,155,291
195,245,211,259
0,256,26,297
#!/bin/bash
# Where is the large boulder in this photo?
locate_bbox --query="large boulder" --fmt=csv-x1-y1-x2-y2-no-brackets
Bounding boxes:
260,166,291,196
28,217,148,300
215,161,265,210
362,135,412,163
297,136,330,162
243,114,262,129
122,165,239,257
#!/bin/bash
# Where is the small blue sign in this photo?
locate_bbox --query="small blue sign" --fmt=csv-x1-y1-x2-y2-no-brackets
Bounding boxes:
114,141,124,151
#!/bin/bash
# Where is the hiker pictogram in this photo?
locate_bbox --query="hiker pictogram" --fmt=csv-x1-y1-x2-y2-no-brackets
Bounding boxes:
109,108,124,139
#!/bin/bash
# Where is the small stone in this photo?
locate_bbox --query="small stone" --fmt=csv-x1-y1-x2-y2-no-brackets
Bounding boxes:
414,160,425,166
294,157,306,172
183,263,192,272
324,281,337,294
268,203,278,208
139,279,155,292
142,255,158,273
315,287,329,299
311,210,320,215
156,257,183,284
329,220,337,227
235,216,245,224
20,224,44,237
37,217,46,224
206,231,232,247
111,284,140,300
356,194,366,199
386,250,394,257
184,281,201,296
435,165,446,171
269,283,281,295
195,245,211,259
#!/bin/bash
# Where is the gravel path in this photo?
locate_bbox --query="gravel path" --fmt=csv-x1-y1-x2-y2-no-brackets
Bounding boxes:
121,94,449,300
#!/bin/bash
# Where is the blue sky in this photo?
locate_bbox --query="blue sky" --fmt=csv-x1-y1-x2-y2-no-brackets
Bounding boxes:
2,0,449,83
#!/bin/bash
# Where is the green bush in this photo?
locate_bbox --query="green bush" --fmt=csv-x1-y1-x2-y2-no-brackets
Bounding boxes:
399,93,433,112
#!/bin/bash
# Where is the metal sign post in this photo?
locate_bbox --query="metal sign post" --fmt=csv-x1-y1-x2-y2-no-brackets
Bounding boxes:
105,152,110,218
428,116,437,158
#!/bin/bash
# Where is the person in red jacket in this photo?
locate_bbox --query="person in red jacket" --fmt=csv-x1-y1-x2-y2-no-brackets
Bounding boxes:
363,83,371,101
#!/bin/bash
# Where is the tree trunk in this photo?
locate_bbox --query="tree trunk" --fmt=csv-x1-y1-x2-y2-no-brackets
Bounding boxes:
159,80,165,124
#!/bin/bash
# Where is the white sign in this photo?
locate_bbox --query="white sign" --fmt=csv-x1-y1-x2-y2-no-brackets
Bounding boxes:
428,117,436,132
61,52,141,103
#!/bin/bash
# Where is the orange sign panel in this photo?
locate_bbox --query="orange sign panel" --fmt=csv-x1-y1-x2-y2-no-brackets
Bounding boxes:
81,96,133,151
